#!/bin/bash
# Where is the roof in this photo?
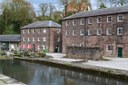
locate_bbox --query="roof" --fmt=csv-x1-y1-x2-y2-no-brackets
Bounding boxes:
21,21,61,29
62,6,128,20
0,35,21,42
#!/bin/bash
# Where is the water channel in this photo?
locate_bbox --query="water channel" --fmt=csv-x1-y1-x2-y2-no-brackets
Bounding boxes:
0,60,127,85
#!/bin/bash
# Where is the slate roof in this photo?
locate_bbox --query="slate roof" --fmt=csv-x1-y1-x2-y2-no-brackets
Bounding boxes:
21,21,61,29
62,6,128,20
0,35,21,42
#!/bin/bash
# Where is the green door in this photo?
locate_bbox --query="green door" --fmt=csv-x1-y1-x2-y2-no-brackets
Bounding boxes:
118,47,123,58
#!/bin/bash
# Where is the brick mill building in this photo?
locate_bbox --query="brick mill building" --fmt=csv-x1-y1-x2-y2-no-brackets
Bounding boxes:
62,6,128,58
21,21,62,53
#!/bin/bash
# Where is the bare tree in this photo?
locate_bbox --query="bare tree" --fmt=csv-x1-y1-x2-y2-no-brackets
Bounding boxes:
40,3,48,17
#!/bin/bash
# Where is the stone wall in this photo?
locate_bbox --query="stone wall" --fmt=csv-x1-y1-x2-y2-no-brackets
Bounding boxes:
66,47,103,60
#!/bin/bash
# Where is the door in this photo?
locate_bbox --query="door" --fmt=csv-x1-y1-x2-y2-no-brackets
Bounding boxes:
118,47,123,58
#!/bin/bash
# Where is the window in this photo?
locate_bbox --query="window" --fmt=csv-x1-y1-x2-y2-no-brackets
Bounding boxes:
58,37,60,42
106,44,113,51
107,28,112,35
73,30,77,36
80,43,84,47
43,37,46,42
32,29,35,33
23,37,25,41
28,37,30,41
80,29,84,36
37,37,40,41
66,31,70,36
72,44,75,46
28,29,30,34
22,30,25,34
117,27,123,35
97,29,102,35
88,17,93,24
87,29,92,35
117,14,124,22
42,45,46,50
107,16,112,22
72,20,76,26
57,29,61,33
80,19,84,25
32,37,35,41
97,17,102,23
66,21,69,26
43,29,46,33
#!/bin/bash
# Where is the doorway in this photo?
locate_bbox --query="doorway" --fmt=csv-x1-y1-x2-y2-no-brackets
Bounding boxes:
118,47,123,58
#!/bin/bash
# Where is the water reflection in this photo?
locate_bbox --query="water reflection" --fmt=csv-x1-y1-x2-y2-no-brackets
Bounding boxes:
0,60,127,85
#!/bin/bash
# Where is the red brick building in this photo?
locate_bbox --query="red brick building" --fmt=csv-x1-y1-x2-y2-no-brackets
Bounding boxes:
62,6,128,58
21,21,62,53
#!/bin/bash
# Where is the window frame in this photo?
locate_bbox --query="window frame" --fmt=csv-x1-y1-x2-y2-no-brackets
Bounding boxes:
43,37,46,42
117,27,123,35
106,44,113,51
88,17,93,24
80,18,84,25
87,29,92,35
97,29,102,35
72,30,77,36
117,14,124,22
97,17,102,23
72,20,76,26
107,16,112,22
106,28,112,35
80,29,84,36
66,30,70,36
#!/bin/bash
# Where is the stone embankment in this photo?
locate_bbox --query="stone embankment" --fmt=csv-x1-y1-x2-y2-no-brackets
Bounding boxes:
14,57,128,81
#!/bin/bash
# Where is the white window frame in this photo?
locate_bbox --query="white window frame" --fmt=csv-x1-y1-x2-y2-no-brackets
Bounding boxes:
43,29,46,33
28,37,30,41
72,44,75,46
37,37,40,41
106,44,113,51
58,37,60,42
80,19,84,25
43,37,46,42
42,45,46,50
28,29,30,34
66,30,70,36
87,29,92,35
106,28,112,35
117,27,123,35
80,29,84,36
88,17,92,24
107,16,112,22
23,37,25,41
97,17,102,23
117,14,124,22
73,30,76,36
72,20,76,26
33,37,35,41
22,30,25,34
80,43,84,47
57,29,61,33
97,29,102,35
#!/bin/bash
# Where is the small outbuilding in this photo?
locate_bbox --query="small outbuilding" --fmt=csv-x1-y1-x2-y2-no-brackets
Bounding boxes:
0,35,21,51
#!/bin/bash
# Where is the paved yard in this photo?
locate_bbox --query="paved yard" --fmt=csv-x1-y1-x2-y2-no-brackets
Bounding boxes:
46,53,128,71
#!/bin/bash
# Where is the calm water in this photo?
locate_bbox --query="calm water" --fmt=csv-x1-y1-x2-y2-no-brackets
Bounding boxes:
0,60,127,85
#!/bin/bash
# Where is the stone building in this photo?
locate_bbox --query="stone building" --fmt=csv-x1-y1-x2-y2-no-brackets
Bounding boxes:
62,6,128,58
21,21,62,53
0,35,21,51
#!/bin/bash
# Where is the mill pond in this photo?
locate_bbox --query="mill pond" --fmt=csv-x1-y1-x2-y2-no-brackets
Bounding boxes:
0,60,127,85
